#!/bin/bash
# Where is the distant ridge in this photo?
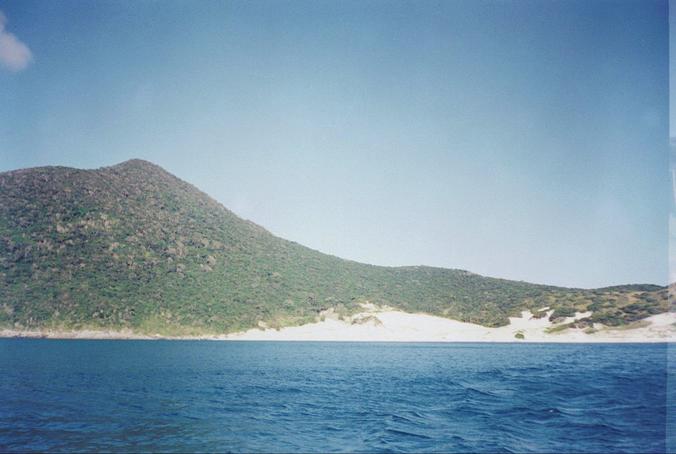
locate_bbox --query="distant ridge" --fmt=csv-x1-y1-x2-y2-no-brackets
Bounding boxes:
0,160,668,335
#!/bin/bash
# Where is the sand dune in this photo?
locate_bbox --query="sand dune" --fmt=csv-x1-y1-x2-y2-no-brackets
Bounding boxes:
224,307,676,343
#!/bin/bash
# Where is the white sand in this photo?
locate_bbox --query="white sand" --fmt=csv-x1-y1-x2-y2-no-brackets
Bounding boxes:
2,307,674,342
224,307,676,343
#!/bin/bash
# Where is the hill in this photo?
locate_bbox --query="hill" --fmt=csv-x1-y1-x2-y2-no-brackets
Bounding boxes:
0,160,668,336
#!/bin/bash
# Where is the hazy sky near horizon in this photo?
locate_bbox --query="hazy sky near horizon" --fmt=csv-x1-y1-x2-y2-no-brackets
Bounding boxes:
0,0,668,288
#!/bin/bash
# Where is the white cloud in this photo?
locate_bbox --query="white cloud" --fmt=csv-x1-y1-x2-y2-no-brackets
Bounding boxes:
0,11,32,72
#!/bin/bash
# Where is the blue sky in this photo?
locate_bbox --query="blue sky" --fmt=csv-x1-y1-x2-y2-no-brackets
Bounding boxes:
0,0,668,288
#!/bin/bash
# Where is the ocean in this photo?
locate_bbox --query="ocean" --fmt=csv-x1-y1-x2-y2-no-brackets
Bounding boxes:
0,340,672,453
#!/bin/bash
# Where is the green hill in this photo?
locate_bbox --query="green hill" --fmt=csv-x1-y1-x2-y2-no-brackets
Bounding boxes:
0,159,668,335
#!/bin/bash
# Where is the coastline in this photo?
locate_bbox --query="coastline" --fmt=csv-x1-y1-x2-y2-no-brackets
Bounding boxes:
2,307,674,343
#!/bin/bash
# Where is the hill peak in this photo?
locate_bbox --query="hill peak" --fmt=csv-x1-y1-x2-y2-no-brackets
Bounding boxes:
106,158,170,174
110,158,157,168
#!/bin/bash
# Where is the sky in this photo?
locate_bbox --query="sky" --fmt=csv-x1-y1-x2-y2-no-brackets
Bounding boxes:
0,0,669,288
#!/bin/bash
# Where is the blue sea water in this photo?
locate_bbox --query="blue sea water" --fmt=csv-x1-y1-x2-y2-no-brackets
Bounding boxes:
0,340,673,453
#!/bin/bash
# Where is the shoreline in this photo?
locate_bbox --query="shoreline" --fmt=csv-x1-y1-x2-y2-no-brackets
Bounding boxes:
2,308,674,343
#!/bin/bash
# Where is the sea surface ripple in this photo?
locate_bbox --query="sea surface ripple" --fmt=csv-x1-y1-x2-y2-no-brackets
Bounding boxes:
0,340,672,453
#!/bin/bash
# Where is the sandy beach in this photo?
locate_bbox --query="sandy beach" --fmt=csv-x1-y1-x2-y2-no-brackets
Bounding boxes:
0,328,157,340
224,306,676,343
2,305,674,342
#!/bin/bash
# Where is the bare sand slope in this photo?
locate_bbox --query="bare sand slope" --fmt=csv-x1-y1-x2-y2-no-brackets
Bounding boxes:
224,307,676,343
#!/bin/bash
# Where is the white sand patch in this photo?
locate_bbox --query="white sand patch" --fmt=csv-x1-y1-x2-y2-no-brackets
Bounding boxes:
224,308,676,343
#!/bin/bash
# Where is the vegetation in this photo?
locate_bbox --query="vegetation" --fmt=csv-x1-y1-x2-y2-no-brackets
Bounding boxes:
0,160,669,335
545,323,573,334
